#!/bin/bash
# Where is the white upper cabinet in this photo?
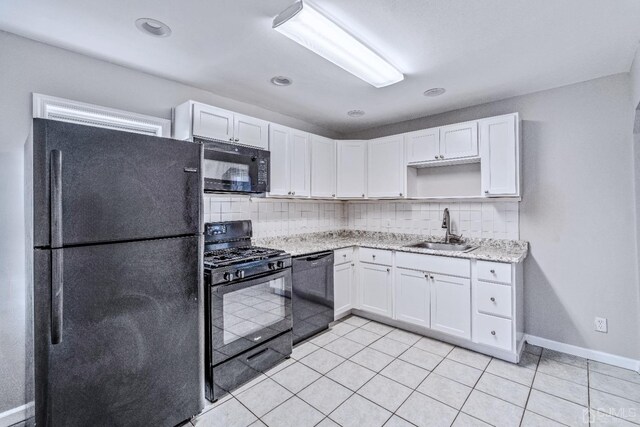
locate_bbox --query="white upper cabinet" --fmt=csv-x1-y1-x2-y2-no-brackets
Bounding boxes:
290,129,311,197
268,124,291,196
173,101,268,149
336,140,367,198
367,136,405,198
310,134,336,198
439,121,479,160
405,128,440,163
403,121,478,164
233,113,269,149
480,113,520,197
268,124,310,197
192,103,234,142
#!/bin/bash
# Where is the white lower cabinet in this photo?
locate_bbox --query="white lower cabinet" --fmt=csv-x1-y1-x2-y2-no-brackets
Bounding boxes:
430,274,471,339
359,263,393,318
395,268,430,328
334,260,355,319
334,248,523,362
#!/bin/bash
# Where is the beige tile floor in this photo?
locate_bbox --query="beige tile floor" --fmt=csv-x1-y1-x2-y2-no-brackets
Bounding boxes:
190,315,640,427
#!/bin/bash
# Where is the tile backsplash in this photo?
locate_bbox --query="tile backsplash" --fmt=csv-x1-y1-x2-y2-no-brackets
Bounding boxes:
204,196,519,240
204,195,347,238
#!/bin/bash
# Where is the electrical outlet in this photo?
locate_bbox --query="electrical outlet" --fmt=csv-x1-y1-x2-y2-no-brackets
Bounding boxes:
595,317,608,333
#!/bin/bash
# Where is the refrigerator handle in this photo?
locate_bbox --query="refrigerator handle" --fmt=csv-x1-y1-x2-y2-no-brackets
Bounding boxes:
51,249,63,344
50,150,63,344
51,149,63,248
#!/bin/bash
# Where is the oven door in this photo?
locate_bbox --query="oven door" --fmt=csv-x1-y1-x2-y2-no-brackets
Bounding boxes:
202,144,269,193
210,269,292,366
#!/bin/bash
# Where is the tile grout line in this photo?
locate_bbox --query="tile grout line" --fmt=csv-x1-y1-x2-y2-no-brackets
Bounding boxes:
519,349,542,427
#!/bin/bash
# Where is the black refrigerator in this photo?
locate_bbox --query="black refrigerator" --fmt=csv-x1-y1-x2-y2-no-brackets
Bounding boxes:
28,119,204,426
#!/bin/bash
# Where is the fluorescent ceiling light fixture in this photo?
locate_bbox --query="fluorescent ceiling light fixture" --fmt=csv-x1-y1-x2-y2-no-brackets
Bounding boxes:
273,1,403,88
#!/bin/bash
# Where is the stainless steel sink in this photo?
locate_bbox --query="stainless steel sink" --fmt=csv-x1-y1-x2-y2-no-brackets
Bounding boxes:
405,241,478,252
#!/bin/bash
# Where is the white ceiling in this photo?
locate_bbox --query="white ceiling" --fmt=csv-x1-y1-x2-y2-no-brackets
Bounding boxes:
2,0,640,135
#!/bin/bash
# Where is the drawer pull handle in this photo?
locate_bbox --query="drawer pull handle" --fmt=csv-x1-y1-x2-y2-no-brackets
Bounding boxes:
490,269,496,274
246,347,269,361
490,297,496,302
490,330,496,336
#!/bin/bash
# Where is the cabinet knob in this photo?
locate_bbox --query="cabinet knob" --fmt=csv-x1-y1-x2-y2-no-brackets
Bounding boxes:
362,194,365,197
332,194,336,197
491,330,496,336
490,269,496,274
484,190,490,194
399,192,403,196
343,254,347,258
351,263,354,266
430,275,434,280
235,138,240,142
490,297,496,302
372,254,376,259
229,138,234,142
434,155,439,159
386,268,390,272
288,191,292,195
440,155,444,159
292,191,295,195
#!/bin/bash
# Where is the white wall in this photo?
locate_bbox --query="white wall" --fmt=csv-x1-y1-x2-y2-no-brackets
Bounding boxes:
0,30,339,417
348,73,640,361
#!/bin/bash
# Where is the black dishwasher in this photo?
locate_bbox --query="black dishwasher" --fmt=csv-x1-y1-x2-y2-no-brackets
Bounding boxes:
292,252,334,344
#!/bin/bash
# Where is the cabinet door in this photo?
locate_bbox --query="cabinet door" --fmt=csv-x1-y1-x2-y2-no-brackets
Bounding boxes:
405,128,440,163
359,263,392,317
311,135,336,198
431,274,470,339
290,130,311,197
192,103,234,142
268,124,291,196
480,114,519,196
233,113,269,149
367,136,405,198
395,268,430,328
439,121,478,160
334,262,354,318
336,140,367,198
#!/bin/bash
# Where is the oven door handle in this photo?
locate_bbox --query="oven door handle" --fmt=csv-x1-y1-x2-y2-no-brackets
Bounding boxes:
212,268,292,295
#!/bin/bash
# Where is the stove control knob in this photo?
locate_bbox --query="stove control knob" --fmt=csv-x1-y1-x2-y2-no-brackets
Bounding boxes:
236,270,245,279
276,260,285,269
268,262,276,270
223,272,233,282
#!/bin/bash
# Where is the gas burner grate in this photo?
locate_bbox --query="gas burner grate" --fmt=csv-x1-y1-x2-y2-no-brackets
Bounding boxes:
204,246,283,268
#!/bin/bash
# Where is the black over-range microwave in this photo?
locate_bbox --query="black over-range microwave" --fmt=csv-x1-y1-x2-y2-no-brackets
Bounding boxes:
197,138,270,194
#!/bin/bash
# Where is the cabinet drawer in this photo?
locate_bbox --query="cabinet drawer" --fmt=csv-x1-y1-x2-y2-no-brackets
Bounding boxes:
359,248,393,266
474,313,512,351
334,247,355,265
477,260,512,284
396,252,470,278
476,281,512,318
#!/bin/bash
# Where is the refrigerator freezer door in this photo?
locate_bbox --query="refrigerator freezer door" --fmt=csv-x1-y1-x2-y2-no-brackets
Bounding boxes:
34,236,201,427
32,119,202,248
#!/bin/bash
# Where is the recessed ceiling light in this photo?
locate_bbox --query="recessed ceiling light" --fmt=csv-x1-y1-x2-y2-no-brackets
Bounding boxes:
135,18,172,37
347,110,365,118
270,76,293,86
423,88,446,97
273,1,403,88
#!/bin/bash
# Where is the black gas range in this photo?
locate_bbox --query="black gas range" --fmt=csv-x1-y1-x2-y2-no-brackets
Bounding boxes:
203,220,292,402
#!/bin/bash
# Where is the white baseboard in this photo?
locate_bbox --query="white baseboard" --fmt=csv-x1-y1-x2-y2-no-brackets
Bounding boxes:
0,402,33,427
525,334,640,372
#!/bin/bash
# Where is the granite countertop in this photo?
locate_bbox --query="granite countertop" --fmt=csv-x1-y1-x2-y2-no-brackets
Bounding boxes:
254,230,528,263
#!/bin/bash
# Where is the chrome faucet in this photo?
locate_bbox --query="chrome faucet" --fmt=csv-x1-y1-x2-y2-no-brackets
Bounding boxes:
442,208,462,243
